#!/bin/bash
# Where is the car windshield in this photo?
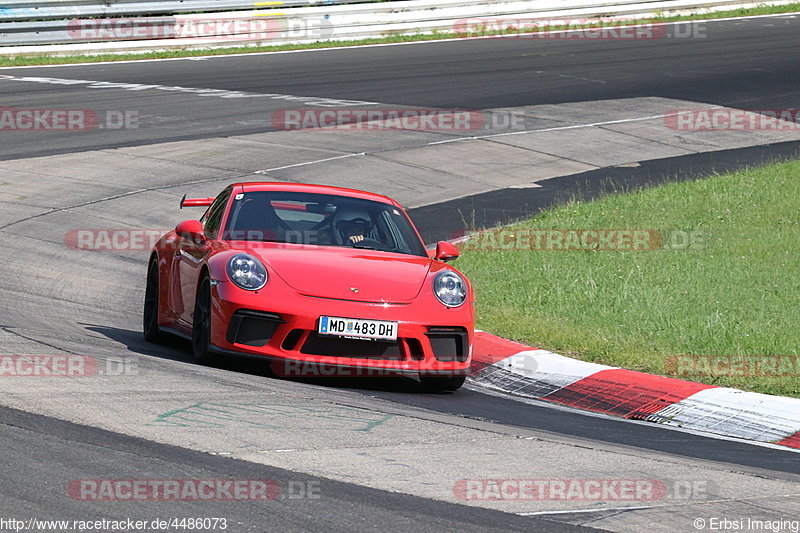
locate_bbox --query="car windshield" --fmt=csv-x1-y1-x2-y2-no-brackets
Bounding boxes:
222,191,428,257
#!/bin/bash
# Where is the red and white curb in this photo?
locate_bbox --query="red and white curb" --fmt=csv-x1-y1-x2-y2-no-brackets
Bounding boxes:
470,332,800,450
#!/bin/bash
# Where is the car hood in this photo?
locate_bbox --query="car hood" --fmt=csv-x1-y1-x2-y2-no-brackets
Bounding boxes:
247,244,433,302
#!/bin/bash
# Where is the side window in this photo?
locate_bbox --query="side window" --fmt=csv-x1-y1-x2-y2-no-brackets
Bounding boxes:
202,189,232,239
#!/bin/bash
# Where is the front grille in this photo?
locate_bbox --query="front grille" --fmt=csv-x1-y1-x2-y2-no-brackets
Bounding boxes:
426,326,469,362
300,331,404,359
227,309,284,347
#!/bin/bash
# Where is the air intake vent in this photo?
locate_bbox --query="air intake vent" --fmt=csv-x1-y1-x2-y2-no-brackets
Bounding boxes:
281,329,304,351
426,327,468,362
226,309,284,347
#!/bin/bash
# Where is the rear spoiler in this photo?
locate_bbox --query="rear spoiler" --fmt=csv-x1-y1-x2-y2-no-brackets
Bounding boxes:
180,194,215,209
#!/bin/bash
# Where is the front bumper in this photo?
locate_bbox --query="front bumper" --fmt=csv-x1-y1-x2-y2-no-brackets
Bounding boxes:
209,279,474,377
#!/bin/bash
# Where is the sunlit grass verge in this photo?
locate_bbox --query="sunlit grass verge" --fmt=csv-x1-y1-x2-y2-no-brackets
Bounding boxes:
1,2,799,67
456,160,800,398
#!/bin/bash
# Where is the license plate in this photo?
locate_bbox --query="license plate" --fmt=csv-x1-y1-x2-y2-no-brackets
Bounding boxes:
318,316,398,341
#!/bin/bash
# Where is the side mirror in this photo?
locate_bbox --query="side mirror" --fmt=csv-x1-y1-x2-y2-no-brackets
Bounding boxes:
434,241,459,262
175,220,205,242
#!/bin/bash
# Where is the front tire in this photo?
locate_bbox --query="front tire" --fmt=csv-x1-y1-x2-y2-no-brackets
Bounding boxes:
143,258,164,343
192,274,216,365
420,374,466,391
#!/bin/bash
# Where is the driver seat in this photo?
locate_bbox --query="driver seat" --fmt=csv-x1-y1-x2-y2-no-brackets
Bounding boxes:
231,199,288,242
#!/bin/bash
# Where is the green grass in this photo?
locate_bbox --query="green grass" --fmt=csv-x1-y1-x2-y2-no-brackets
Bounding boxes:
456,160,800,398
1,2,799,66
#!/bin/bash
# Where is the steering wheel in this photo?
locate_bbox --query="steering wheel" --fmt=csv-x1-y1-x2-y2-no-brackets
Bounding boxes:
350,237,388,250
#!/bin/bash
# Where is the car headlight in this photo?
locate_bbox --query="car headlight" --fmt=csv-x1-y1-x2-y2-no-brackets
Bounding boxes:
433,271,467,307
226,253,268,290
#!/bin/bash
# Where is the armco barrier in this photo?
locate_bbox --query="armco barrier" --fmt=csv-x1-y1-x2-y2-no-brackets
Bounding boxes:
0,0,351,21
0,0,796,53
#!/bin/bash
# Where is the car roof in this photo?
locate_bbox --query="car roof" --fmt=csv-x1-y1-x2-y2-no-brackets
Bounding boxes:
230,182,401,207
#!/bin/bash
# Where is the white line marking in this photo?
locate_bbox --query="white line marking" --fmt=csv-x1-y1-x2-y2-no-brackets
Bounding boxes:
423,108,724,144
486,113,681,136
519,505,653,516
250,107,724,147
475,110,723,139
427,137,475,145
0,12,797,70
254,152,366,173
0,74,379,107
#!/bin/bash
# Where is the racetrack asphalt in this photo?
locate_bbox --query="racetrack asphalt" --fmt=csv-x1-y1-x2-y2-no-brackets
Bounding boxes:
0,404,589,533
0,14,798,159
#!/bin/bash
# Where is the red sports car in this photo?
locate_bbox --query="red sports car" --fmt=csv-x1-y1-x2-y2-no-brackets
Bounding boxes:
143,182,474,390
